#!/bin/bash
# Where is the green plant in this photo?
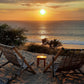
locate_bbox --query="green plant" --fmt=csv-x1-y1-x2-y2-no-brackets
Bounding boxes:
0,24,26,46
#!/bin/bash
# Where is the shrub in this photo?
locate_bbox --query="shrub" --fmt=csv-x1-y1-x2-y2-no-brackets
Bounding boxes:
42,38,62,48
27,43,58,55
0,24,26,46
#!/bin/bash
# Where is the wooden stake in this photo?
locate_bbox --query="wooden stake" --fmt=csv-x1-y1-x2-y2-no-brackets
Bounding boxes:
13,47,36,74
43,48,63,73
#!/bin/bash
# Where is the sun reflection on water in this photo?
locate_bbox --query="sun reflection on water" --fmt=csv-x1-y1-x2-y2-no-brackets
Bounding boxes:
40,35,47,39
39,30,48,39
38,23,49,40
39,30,46,34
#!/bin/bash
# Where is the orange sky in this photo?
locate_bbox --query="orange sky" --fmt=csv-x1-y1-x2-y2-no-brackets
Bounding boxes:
0,0,84,21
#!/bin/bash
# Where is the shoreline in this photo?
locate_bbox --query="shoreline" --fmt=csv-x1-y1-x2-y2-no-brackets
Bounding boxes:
60,44,84,49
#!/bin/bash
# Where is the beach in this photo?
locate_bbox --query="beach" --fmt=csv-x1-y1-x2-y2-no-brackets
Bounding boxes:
0,0,84,83
0,21,84,83
0,49,84,84
1,21,84,50
0,20,84,46
60,44,84,49
0,50,56,84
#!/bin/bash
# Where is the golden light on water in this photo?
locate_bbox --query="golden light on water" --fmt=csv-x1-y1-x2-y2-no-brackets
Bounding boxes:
39,30,47,39
40,9,46,15
40,35,46,39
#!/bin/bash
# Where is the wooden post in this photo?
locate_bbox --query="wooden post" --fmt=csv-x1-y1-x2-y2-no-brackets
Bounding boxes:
13,47,36,74
0,51,3,57
52,56,54,77
43,48,63,73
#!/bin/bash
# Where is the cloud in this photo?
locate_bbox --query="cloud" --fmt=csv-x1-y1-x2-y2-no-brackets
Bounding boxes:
21,3,33,6
0,0,83,4
21,3,42,7
0,0,17,3
48,5,68,9
21,2,69,9
0,9,36,12
77,8,84,12
60,8,84,16
28,0,84,3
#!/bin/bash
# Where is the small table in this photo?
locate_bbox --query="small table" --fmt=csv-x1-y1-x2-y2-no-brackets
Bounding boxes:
37,55,47,67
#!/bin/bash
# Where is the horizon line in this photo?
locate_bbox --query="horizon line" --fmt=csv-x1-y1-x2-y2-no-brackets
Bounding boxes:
0,20,84,22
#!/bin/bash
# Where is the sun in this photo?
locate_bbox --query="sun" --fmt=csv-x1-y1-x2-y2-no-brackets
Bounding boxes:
40,9,46,15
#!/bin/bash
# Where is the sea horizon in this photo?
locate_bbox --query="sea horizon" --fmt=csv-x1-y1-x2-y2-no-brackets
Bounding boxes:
0,20,84,46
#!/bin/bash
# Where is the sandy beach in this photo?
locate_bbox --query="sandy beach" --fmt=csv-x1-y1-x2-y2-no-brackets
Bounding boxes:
62,44,84,49
0,48,84,84
0,50,56,84
0,0,84,83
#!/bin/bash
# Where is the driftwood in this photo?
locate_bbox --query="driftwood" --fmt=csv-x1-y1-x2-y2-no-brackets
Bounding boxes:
43,48,63,73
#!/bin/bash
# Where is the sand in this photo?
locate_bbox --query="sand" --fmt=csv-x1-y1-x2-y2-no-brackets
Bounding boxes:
0,50,84,84
62,44,84,49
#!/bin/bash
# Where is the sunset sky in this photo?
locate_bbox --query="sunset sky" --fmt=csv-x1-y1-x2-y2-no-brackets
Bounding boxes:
0,0,84,21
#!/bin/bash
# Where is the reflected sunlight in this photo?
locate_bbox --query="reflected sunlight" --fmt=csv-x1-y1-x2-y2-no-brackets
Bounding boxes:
39,30,46,34
40,35,46,39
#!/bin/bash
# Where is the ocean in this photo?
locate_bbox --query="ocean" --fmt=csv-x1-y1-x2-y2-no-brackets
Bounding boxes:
0,20,84,45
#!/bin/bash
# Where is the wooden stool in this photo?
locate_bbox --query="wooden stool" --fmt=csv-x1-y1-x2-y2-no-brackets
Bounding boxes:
37,55,47,67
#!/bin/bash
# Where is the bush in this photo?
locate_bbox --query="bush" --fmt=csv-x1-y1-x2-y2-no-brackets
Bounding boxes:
0,24,26,46
42,38,62,48
27,43,58,55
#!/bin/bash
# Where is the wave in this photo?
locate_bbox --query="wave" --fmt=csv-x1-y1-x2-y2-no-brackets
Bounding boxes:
26,33,84,37
62,40,84,45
